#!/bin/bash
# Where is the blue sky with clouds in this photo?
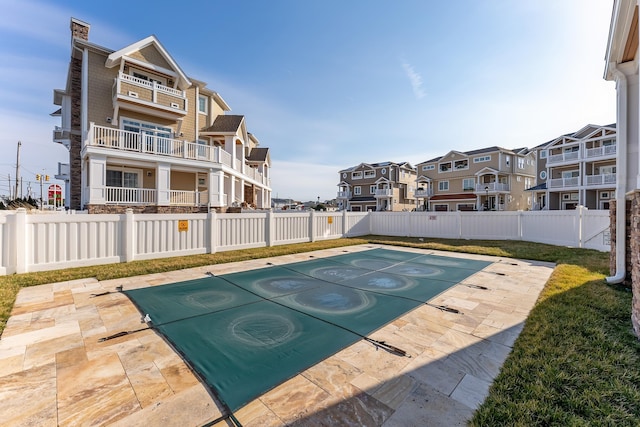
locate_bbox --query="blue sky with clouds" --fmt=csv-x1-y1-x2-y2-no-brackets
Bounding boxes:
0,0,616,201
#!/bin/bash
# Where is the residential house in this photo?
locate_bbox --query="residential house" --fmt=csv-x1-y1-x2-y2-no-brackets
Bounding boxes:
52,18,271,213
337,162,417,211
542,124,617,210
415,147,536,211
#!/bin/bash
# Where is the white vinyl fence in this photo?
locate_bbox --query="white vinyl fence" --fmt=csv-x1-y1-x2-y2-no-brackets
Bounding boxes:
0,207,610,275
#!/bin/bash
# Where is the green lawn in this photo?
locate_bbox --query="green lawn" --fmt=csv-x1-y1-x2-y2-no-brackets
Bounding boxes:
1,235,639,425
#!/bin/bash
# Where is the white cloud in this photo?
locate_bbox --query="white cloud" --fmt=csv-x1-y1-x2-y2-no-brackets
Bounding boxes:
402,61,426,100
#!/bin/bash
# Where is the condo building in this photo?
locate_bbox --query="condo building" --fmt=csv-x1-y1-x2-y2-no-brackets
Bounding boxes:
52,18,271,213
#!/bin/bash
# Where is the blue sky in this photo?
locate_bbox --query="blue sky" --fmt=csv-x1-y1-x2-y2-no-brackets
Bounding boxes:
0,0,616,202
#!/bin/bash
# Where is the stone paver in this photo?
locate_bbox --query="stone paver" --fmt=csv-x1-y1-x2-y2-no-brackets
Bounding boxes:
0,244,553,426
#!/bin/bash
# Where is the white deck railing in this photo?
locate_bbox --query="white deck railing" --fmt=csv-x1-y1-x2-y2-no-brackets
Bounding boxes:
586,145,617,158
475,182,510,192
1,208,610,275
585,174,616,186
89,125,257,177
547,150,581,164
548,177,580,188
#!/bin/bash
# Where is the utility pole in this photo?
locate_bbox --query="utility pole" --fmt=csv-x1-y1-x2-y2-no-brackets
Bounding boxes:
7,174,11,199
15,141,21,199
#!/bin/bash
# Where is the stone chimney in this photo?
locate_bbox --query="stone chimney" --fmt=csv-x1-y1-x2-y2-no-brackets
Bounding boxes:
70,18,90,41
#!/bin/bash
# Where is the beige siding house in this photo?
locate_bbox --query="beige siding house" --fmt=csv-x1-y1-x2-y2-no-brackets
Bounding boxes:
52,18,271,213
415,147,536,211
337,162,416,211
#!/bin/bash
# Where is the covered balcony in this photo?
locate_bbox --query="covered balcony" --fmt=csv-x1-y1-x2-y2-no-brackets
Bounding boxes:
374,188,393,198
414,187,433,198
585,144,616,159
475,182,510,192
113,72,187,120
337,191,351,199
546,149,581,165
86,124,268,186
585,173,616,186
548,176,580,188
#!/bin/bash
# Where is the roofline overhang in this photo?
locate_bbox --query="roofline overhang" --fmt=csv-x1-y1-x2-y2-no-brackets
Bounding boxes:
604,0,637,80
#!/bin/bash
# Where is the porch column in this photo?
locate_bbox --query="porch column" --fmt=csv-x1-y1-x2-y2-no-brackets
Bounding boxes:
156,163,171,206
87,155,106,205
228,176,236,206
208,169,225,207
238,178,245,204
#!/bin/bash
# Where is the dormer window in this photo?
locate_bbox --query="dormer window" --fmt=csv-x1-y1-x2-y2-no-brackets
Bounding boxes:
454,160,468,170
439,162,452,172
364,170,375,178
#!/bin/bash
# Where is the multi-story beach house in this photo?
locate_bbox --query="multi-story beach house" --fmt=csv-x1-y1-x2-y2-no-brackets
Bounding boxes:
538,124,617,210
415,147,537,211
52,18,272,213
337,162,417,211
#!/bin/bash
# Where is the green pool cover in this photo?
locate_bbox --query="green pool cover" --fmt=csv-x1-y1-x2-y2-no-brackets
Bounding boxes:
124,248,491,413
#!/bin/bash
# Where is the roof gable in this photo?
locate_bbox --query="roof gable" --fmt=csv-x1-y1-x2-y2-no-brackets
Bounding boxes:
105,35,191,90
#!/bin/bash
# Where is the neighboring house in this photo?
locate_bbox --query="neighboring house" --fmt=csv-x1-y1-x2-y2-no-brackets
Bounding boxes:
337,162,417,211
527,139,553,210
538,124,617,210
52,18,271,213
415,147,536,212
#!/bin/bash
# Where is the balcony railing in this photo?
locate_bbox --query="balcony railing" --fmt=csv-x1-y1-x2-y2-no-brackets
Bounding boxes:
375,189,393,197
475,183,510,192
104,187,209,206
547,151,581,165
88,125,267,185
414,188,433,198
105,187,156,204
585,173,616,186
337,191,351,199
548,177,580,188
114,72,187,114
585,144,616,158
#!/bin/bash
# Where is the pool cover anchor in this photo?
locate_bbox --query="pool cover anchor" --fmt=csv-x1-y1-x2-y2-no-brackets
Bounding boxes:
364,337,411,358
426,303,462,314
90,285,124,298
97,313,153,342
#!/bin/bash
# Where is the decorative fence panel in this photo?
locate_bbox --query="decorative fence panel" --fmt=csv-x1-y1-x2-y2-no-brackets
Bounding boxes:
0,208,610,275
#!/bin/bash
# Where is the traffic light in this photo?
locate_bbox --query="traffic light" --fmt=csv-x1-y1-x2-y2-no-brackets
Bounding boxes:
45,175,50,181
36,174,41,181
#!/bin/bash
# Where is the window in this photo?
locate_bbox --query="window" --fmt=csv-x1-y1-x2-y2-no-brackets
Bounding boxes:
354,186,361,195
602,139,615,146
438,181,449,191
473,155,491,163
370,185,377,194
439,162,452,172
122,118,173,153
540,150,547,159
463,178,475,191
454,160,468,170
422,165,435,171
352,171,363,180
599,165,616,175
564,146,579,152
106,169,140,188
517,176,522,182
364,170,375,178
525,178,532,188
198,96,207,114
517,158,525,169
505,155,511,167
381,168,387,174
540,170,547,180
131,70,165,86
562,170,579,178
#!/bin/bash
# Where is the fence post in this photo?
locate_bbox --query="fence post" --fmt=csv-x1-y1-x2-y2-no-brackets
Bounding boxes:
209,210,217,253
342,210,348,237
124,209,135,262
577,205,585,248
457,210,463,239
14,208,27,274
518,210,523,241
309,209,316,242
266,210,275,247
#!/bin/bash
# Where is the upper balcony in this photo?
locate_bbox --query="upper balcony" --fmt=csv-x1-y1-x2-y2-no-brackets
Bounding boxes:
547,150,581,165
337,191,351,199
113,72,187,120
87,124,269,186
585,173,616,186
475,182,510,192
414,188,433,198
375,188,393,197
585,144,616,159
55,162,70,181
53,126,71,149
548,176,580,188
